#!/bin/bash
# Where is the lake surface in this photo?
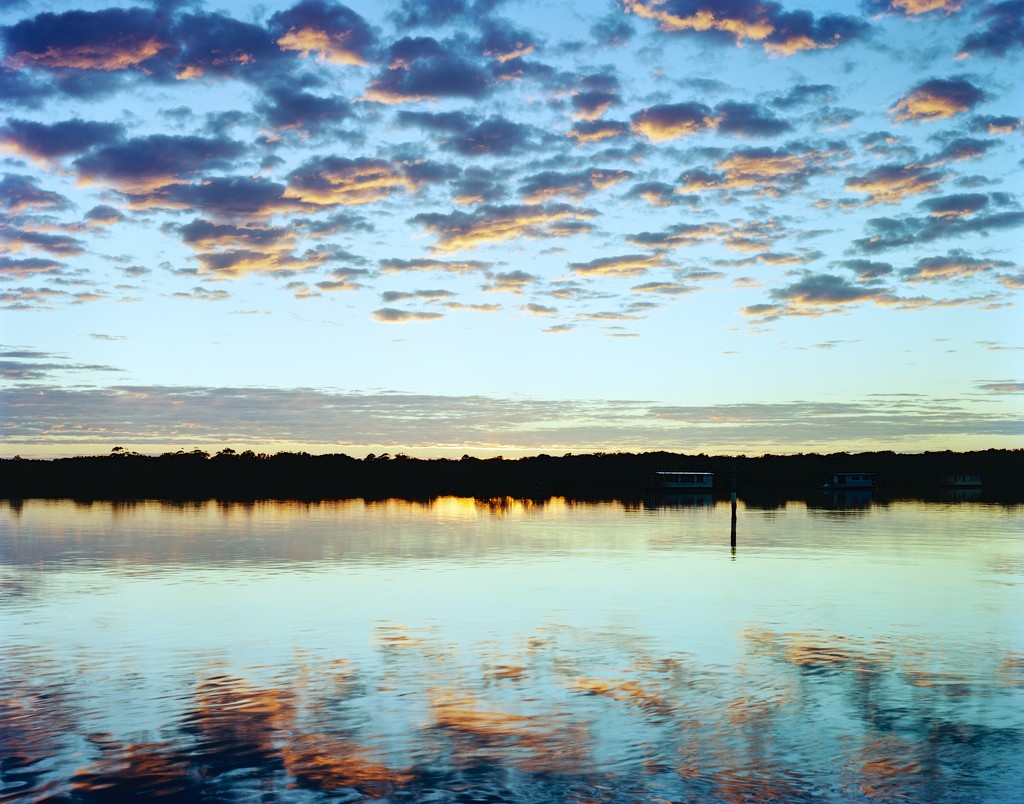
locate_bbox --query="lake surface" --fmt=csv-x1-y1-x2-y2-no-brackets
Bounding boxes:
1,497,1021,803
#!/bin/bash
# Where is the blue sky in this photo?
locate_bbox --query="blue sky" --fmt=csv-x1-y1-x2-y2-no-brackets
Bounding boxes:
1,0,1021,457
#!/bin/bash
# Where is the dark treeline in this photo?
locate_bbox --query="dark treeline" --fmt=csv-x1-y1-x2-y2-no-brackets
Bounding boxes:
2,448,1021,502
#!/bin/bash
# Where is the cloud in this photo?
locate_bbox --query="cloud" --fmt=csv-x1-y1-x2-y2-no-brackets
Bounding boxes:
391,0,511,29
957,0,1024,58
3,383,1022,452
714,101,792,137
624,181,686,207
631,102,714,140
841,259,895,280
0,118,123,164
84,205,125,226
679,143,837,195
762,271,890,315
2,7,170,71
0,228,85,257
977,381,1024,394
852,207,1024,251
569,253,674,277
569,74,622,120
372,307,445,322
591,12,636,46
477,18,537,62
481,270,538,293
444,116,534,156
621,0,868,55
901,250,1014,283
890,78,985,122
410,204,595,252
176,219,288,249
566,120,631,144
73,134,245,193
0,173,70,212
519,168,632,202
771,83,835,109
845,163,946,204
863,0,962,15
571,89,620,121
627,221,730,249
0,256,65,279
630,281,698,295
972,115,1022,136
396,109,475,133
927,136,996,164
446,167,506,205
441,301,502,313
0,286,69,310
378,258,492,273
170,218,338,281
0,355,120,380
284,157,417,205
364,37,490,103
269,0,375,66
380,289,455,303
917,192,989,218
170,286,231,301
256,85,350,134
123,177,308,219
171,11,286,81
315,267,370,292
521,302,557,315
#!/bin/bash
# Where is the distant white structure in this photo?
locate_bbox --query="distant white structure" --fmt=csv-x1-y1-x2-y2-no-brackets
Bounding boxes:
821,472,876,489
649,471,714,490
943,473,982,488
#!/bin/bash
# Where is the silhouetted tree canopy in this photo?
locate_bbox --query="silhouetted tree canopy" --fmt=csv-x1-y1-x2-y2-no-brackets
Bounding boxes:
1,449,1020,503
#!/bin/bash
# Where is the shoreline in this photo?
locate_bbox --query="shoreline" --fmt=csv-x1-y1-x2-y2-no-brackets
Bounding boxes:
3,449,1021,503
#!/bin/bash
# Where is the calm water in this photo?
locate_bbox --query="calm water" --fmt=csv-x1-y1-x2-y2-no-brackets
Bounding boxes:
1,497,1021,803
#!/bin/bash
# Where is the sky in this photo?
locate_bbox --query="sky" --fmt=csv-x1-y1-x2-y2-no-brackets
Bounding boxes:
0,0,1021,459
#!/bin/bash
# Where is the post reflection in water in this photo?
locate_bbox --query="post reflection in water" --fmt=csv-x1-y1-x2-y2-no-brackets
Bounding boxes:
1,497,1022,803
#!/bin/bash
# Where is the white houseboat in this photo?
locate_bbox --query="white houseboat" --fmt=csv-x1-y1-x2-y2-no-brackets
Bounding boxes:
649,471,714,491
821,472,876,490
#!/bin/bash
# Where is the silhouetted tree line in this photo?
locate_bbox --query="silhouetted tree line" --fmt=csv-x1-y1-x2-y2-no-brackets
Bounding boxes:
2,448,1021,502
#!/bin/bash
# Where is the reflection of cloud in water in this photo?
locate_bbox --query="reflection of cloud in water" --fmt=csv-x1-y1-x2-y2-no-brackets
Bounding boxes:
1,622,1022,802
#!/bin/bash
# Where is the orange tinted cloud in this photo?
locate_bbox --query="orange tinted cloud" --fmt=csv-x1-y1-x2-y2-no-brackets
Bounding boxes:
277,28,367,65
566,120,631,143
679,146,833,196
193,247,333,278
622,0,866,56
520,168,632,203
285,157,416,206
411,204,596,253
890,78,984,122
890,0,962,13
631,102,715,141
8,37,167,70
903,252,1005,283
569,253,674,277
621,0,774,43
845,164,946,204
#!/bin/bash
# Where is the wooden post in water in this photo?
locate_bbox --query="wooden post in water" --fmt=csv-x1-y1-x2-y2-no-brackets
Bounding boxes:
730,464,737,548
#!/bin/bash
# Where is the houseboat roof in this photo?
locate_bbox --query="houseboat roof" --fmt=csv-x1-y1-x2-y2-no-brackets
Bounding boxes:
653,470,714,475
